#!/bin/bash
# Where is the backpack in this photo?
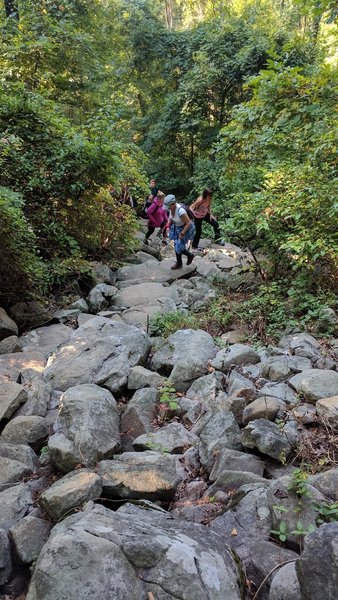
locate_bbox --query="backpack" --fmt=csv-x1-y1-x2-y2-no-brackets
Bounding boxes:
180,203,195,221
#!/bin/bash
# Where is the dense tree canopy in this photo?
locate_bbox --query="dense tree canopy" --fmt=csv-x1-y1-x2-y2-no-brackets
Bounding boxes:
0,0,337,305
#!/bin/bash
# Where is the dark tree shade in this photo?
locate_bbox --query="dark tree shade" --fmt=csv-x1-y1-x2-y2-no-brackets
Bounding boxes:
4,0,19,19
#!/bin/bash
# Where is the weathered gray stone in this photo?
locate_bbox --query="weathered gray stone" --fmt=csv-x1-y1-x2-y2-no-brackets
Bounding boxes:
242,419,293,461
87,284,118,313
151,329,217,392
116,258,196,284
9,301,51,330
208,471,267,495
267,476,326,546
0,441,38,471
133,422,198,454
258,382,299,406
0,335,21,355
48,384,120,473
269,562,301,600
69,298,89,312
0,483,33,532
211,343,260,372
0,307,18,341
316,395,338,428
0,381,27,420
308,468,338,500
0,529,11,585
20,324,72,359
220,330,247,344
39,469,102,521
199,410,242,473
16,371,51,417
261,356,311,382
185,371,225,403
242,396,286,425
291,403,317,424
227,371,257,401
210,448,265,482
289,369,338,402
113,281,180,308
0,457,33,492
98,451,185,500
296,523,338,600
215,393,248,425
0,350,45,384
9,516,52,564
89,262,116,285
249,540,298,600
26,503,242,600
44,317,151,394
127,365,165,390
121,388,158,451
1,416,48,451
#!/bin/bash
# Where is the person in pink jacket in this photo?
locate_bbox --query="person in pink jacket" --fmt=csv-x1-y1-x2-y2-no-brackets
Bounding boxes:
145,191,168,244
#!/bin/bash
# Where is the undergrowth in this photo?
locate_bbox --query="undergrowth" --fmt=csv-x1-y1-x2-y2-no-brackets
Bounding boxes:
151,282,336,344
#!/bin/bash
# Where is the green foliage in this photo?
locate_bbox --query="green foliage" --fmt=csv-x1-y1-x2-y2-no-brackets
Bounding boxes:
216,60,338,286
0,187,47,304
313,501,338,524
271,520,288,543
151,310,200,337
159,380,178,411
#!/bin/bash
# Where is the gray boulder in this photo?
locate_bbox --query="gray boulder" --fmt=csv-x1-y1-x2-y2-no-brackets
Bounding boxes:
120,387,158,451
127,365,165,390
258,382,299,406
0,442,38,471
44,316,151,394
26,503,242,600
242,419,293,461
89,262,116,285
261,356,312,382
16,371,51,417
296,523,338,600
87,284,118,313
0,457,33,492
133,422,198,454
9,516,52,564
0,529,11,585
151,329,217,391
113,281,180,308
278,333,321,363
199,410,242,472
316,395,338,428
185,371,225,402
242,396,286,425
0,483,33,532
0,350,45,385
211,343,260,372
39,469,102,521
0,381,27,421
308,468,338,500
98,451,185,500
269,562,300,600
227,371,257,401
0,335,21,354
20,323,72,359
0,307,18,341
210,448,265,482
249,540,298,600
1,416,48,451
288,369,338,402
48,384,120,473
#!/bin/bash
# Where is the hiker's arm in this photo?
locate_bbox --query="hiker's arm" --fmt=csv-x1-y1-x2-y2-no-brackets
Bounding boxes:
190,196,203,211
179,213,191,237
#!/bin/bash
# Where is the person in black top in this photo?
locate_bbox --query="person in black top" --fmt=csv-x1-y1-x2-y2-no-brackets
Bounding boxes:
150,178,158,197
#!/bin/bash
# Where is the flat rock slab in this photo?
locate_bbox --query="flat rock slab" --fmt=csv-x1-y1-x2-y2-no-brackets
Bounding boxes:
48,384,120,473
133,422,198,454
44,317,150,393
0,381,27,421
289,369,338,402
113,282,180,308
39,469,102,521
98,451,186,500
26,503,242,600
0,351,45,384
20,324,72,359
116,258,196,283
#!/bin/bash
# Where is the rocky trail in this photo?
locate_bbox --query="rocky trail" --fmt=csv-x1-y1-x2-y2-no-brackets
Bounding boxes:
0,222,337,600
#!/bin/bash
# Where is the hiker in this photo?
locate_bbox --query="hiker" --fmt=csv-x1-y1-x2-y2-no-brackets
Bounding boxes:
121,185,134,209
150,178,159,198
191,188,222,249
141,193,154,217
164,194,195,270
145,191,168,244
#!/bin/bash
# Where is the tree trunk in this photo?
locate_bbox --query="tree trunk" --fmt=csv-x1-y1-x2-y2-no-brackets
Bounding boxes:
164,0,173,29
4,0,19,19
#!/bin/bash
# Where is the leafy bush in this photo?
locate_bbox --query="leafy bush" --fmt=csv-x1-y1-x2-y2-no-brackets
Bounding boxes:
0,187,47,304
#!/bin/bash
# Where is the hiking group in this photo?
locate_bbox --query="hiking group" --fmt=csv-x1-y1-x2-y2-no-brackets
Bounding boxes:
143,180,223,270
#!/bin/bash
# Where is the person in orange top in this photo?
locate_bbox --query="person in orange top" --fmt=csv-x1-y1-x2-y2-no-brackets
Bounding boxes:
191,188,222,249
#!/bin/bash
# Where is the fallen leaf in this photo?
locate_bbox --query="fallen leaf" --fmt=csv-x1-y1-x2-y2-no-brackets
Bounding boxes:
231,528,238,536
148,593,155,600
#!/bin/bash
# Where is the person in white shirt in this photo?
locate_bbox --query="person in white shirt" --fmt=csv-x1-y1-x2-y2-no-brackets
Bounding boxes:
164,194,195,270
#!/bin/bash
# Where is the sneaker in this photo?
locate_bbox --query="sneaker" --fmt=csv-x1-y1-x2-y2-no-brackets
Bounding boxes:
187,253,194,265
171,263,182,270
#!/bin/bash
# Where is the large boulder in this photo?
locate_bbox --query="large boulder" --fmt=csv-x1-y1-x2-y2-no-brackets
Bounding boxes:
0,457,33,492
0,307,18,341
98,451,186,500
1,416,48,451
260,356,311,382
9,516,52,565
39,469,102,521
185,371,225,403
316,395,338,428
133,422,198,454
296,523,338,600
288,369,338,402
151,329,218,392
242,419,293,462
0,351,45,384
198,410,242,473
26,503,243,600
86,284,118,313
20,323,72,359
113,281,180,308
48,384,120,473
0,381,27,421
269,562,301,600
120,388,158,451
0,442,38,471
210,344,260,373
44,316,151,394
0,483,33,532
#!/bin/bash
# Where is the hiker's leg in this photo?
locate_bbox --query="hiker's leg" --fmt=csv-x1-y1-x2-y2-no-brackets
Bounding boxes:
181,247,194,265
171,252,183,270
204,213,221,241
192,218,202,248
145,225,155,240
